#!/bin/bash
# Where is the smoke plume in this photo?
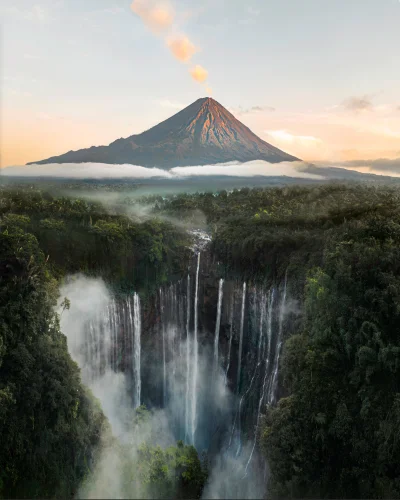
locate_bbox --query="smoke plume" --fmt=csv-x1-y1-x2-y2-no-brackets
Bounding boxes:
190,64,208,83
130,0,174,34
130,0,210,89
167,35,197,62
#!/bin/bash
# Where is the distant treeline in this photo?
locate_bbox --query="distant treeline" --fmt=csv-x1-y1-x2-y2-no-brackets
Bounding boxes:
0,186,190,294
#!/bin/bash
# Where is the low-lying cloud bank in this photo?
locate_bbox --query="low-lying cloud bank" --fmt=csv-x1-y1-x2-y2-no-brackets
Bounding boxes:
1,160,323,180
316,157,400,177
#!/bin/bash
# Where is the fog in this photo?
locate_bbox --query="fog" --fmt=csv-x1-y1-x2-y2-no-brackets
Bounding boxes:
315,157,400,178
58,274,264,499
2,160,323,180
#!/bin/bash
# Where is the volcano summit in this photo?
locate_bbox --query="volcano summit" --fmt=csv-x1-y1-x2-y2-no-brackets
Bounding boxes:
28,98,298,168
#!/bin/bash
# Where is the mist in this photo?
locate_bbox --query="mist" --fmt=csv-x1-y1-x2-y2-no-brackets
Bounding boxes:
57,274,265,499
2,160,323,180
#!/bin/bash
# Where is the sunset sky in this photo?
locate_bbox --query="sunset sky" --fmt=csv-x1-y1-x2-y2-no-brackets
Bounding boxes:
2,0,400,168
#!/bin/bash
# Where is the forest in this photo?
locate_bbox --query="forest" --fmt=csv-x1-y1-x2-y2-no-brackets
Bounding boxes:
1,182,400,498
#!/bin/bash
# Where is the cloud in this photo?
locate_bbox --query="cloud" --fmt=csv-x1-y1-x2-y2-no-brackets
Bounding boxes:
1,163,173,179
266,129,322,145
130,0,174,34
130,0,210,88
320,157,400,177
190,64,208,83
234,105,275,115
342,95,374,112
1,160,323,180
170,161,323,179
166,35,197,62
158,99,185,110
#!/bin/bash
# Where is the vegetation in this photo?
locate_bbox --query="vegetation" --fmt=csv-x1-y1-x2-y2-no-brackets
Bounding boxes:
0,220,107,498
0,186,190,295
261,219,400,498
80,405,208,499
132,406,207,499
154,183,400,498
0,186,197,498
135,440,207,499
2,182,400,498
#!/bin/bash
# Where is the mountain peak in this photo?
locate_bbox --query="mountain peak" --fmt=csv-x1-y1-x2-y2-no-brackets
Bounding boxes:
27,98,299,168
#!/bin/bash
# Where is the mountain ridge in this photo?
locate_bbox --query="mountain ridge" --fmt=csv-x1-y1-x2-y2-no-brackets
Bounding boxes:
27,97,299,168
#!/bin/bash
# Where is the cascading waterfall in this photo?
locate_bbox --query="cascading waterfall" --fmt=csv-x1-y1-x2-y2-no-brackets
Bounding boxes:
245,287,275,473
169,284,178,407
267,275,287,406
133,293,141,408
236,282,247,394
73,258,292,499
185,275,191,442
235,287,266,455
160,288,167,406
81,293,142,409
191,252,201,446
228,282,246,449
225,298,234,385
213,278,224,371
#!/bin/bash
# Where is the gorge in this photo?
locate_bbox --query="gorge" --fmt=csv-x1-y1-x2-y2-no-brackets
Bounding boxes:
2,183,400,499
60,237,295,498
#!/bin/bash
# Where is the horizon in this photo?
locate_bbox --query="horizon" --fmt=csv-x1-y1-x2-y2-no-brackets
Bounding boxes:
1,0,400,175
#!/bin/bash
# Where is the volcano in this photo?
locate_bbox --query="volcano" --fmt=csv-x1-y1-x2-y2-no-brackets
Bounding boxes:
27,97,298,168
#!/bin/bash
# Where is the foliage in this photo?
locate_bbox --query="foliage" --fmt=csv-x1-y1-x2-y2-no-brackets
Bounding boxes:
136,440,207,499
152,183,400,497
261,214,400,498
0,224,107,498
0,186,190,294
131,406,208,498
3,182,400,498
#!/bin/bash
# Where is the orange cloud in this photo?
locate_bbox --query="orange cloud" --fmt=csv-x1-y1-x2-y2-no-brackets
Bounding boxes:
166,35,197,62
190,65,208,83
130,1,211,87
130,0,174,34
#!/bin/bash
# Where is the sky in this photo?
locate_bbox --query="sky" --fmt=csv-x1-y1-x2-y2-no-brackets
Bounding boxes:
1,0,400,168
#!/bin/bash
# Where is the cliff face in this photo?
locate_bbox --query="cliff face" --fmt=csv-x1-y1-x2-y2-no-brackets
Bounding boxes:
27,98,298,168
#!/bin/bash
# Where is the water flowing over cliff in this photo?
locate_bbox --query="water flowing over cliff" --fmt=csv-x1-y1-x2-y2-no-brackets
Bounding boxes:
60,245,295,498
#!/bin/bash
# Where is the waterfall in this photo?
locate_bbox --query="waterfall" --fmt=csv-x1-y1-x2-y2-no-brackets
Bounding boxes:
267,276,287,405
236,282,247,394
126,294,142,408
127,296,134,396
185,275,191,442
213,278,224,371
191,252,201,446
170,284,178,404
80,291,143,411
235,288,266,456
69,262,291,491
225,297,234,385
160,288,167,407
244,287,275,472
133,293,141,408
